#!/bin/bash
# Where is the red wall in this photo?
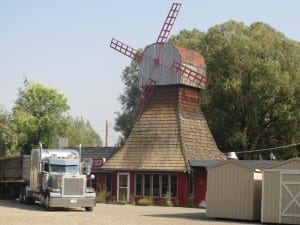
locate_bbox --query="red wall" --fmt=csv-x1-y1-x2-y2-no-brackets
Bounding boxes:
94,170,208,207
194,170,207,204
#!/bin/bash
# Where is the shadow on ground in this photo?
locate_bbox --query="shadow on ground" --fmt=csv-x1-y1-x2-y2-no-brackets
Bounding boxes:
142,212,207,221
143,212,259,224
0,199,84,212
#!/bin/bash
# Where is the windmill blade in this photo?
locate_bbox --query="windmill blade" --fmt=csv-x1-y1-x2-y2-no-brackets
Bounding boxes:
156,3,182,44
110,38,139,60
132,79,156,119
172,61,208,89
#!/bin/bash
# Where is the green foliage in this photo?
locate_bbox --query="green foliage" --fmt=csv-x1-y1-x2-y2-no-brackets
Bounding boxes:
172,21,300,159
64,116,102,147
96,185,107,203
13,82,70,154
137,197,153,206
114,60,140,144
115,20,300,159
163,192,173,207
0,106,19,156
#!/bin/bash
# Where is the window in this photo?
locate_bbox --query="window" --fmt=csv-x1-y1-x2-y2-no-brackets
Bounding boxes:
50,164,78,173
170,175,177,197
153,174,160,197
135,174,178,198
161,174,169,197
135,174,142,196
144,174,151,196
43,163,49,172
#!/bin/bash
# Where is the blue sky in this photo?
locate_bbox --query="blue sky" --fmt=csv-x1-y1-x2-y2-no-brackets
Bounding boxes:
1,0,300,146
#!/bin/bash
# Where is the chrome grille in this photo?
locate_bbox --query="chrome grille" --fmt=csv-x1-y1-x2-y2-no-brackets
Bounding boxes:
63,177,84,196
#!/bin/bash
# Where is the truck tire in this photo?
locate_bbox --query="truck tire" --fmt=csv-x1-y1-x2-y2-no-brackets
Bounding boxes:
19,187,30,204
44,194,51,210
19,188,24,204
85,207,93,212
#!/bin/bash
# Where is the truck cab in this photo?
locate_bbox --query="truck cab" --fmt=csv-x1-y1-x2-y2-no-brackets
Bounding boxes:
21,149,96,211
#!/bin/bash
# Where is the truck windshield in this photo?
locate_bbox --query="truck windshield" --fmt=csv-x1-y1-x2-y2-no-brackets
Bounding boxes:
50,165,79,173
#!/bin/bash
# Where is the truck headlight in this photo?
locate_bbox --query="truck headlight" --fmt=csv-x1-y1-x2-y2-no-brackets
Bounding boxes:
86,187,95,193
49,188,61,193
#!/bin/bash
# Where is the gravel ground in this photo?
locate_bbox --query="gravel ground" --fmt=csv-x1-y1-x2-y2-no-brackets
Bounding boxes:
0,200,259,225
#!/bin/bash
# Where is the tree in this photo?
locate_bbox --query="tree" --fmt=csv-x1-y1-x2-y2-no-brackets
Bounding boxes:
13,82,70,154
172,21,300,159
64,116,102,147
114,60,140,144
0,105,19,156
115,20,300,159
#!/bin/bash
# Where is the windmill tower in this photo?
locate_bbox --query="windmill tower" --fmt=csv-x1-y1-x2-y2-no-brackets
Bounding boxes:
106,3,225,173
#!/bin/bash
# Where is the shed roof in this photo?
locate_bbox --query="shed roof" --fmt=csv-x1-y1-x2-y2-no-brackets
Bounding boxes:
207,160,279,171
189,160,223,168
263,157,300,170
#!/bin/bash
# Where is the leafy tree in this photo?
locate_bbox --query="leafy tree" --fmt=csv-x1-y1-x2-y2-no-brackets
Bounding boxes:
172,21,300,159
64,116,102,147
13,82,70,154
114,61,140,144
0,105,19,156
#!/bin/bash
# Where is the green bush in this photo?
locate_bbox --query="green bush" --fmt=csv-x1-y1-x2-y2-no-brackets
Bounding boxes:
164,192,173,207
137,197,153,206
96,185,107,203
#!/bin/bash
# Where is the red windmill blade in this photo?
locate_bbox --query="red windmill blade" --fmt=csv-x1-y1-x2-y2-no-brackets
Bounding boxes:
132,79,156,119
157,3,182,44
110,38,138,60
172,61,208,89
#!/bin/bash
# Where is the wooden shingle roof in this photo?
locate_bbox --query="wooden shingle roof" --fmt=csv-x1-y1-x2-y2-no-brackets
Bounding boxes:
104,85,225,172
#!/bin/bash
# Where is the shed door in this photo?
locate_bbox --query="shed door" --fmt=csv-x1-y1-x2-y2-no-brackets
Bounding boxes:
117,172,130,202
279,171,300,223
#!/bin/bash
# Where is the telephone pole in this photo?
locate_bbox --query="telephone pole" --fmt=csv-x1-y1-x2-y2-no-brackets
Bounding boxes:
105,120,108,147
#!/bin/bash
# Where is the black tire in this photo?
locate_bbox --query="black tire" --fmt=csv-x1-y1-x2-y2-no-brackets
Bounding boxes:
19,188,24,204
44,194,51,210
85,207,93,212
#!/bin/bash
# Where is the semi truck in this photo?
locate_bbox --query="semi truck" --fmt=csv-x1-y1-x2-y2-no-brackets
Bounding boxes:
0,147,96,211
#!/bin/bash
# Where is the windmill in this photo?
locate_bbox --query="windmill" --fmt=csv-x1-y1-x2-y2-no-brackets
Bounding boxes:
110,2,208,119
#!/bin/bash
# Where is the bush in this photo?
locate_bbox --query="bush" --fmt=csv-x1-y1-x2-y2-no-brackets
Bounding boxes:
137,197,153,206
96,185,107,203
164,192,173,207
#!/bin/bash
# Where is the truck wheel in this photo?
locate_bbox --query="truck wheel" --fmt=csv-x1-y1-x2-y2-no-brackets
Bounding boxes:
44,194,51,210
85,207,93,212
19,189,24,204
20,187,29,204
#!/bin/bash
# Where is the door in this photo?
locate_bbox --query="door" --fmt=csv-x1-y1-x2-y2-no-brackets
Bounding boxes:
117,172,130,202
279,171,300,223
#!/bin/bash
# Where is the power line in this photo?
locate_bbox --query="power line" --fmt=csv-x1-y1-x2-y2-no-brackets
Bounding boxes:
232,142,300,154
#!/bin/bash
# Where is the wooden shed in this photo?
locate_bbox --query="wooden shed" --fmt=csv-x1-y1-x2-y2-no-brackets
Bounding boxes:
261,158,300,225
207,160,277,221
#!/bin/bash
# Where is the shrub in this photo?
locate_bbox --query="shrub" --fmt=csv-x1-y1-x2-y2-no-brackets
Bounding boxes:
96,185,107,203
164,192,173,207
137,197,153,206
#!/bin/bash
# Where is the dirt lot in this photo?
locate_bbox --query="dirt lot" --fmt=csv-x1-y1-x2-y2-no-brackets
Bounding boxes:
0,200,259,225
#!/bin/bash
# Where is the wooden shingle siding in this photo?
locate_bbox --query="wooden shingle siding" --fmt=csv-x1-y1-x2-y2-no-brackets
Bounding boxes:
104,85,225,172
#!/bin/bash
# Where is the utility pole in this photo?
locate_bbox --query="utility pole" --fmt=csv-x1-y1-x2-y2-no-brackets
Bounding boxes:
105,120,108,147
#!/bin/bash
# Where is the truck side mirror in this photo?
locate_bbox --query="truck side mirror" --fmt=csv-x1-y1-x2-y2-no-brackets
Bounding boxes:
80,162,91,175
